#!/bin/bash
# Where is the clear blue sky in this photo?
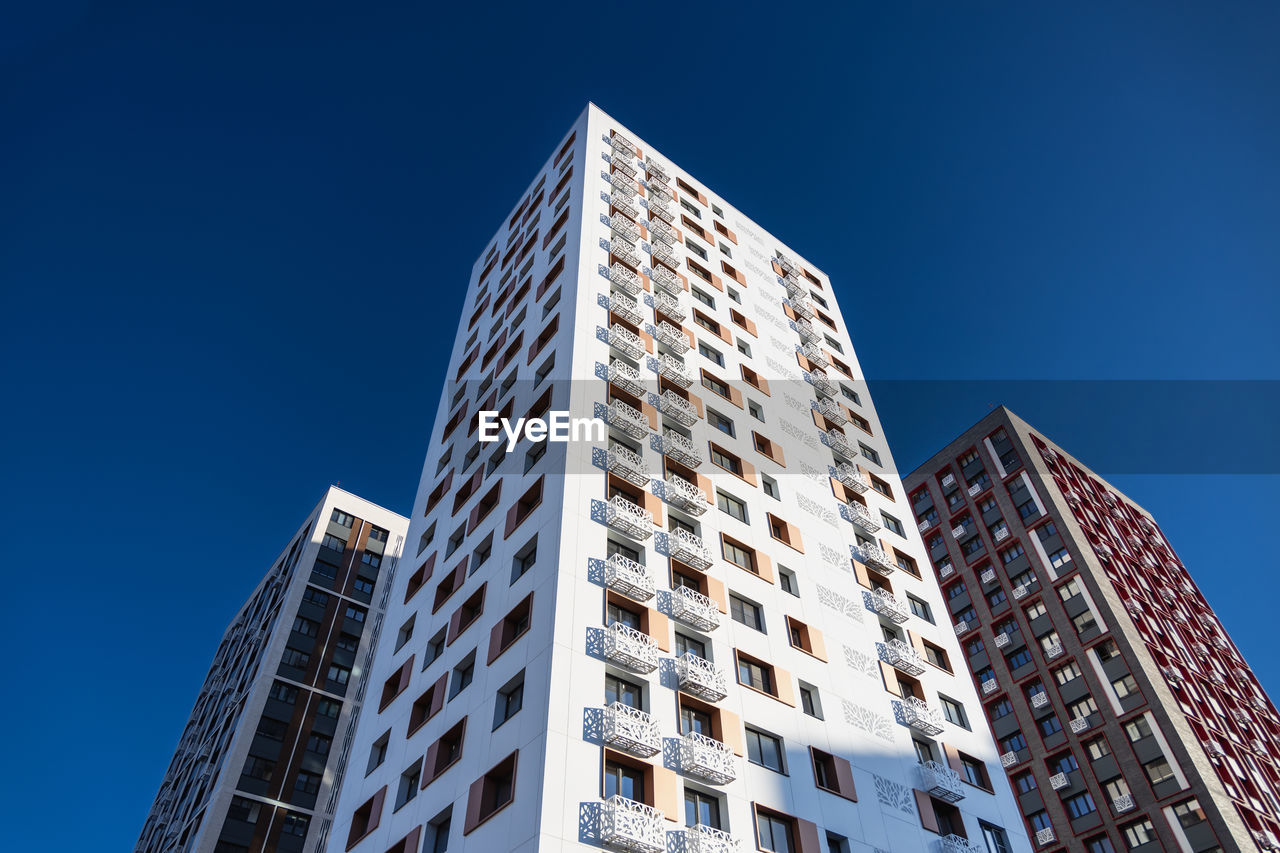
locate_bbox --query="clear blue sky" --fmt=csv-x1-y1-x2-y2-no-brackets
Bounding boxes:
3,2,1277,849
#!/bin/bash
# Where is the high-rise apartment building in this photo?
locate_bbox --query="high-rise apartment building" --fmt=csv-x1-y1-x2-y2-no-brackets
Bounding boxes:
325,104,1030,853
903,407,1280,852
136,487,407,853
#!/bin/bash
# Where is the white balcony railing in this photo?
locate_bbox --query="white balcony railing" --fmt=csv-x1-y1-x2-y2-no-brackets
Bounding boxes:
1031,692,1050,709
657,352,692,387
609,323,646,360
941,473,956,489
848,501,881,533
647,195,673,222
1049,772,1069,790
659,429,701,467
670,585,720,631
606,496,654,541
982,679,999,696
1069,716,1090,734
815,397,848,425
600,795,664,853
656,321,691,354
980,568,996,584
603,702,661,757
939,836,979,853
799,342,828,366
788,296,815,320
854,542,896,573
835,462,870,493
666,475,708,515
680,732,736,784
609,292,644,326
650,239,677,265
608,359,645,397
685,824,740,853
610,133,638,156
610,263,642,295
603,621,659,672
654,290,684,319
793,317,820,343
648,218,677,244
610,236,641,267
968,483,982,497
608,171,638,195
994,632,1010,648
809,368,838,397
651,265,683,295
1012,584,1028,600
918,519,933,533
826,429,856,459
1112,793,1134,813
921,761,966,803
608,400,650,441
611,192,640,220
999,751,1019,768
872,589,909,624
1045,643,1064,659
648,183,672,204
902,697,944,735
669,528,713,570
610,214,641,241
994,527,1009,542
605,553,654,602
660,389,698,425
953,619,971,636
776,254,799,274
952,524,967,539
884,638,925,675
676,652,728,702
1035,828,1055,846
644,158,668,179
608,444,650,487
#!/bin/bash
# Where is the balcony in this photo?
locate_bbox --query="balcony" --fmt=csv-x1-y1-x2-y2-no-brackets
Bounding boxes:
848,501,881,533
666,475,708,515
1204,740,1226,758
883,639,925,676
979,567,996,585
610,236,641,267
608,360,645,397
608,171,638,195
809,368,838,397
994,527,1009,542
610,263,643,295
982,679,999,696
680,732,736,784
647,195,672,221
645,158,668,180
610,214,641,241
603,702,661,757
611,192,641,220
793,317,820,343
606,495,654,541
939,836,979,853
600,795,663,853
676,652,728,702
854,542,896,573
952,524,967,538
826,429,856,459
902,697,944,735
968,482,982,497
872,589,909,624
605,553,654,602
1031,692,1050,709
648,183,672,204
941,473,956,489
668,528,713,570
646,171,670,192
610,133,638,156
685,825,740,853
657,352,692,387
670,585,720,631
1012,584,1028,600
609,323,646,360
656,322,691,355
651,240,677,267
651,265,682,295
918,519,933,533
784,279,807,301
654,291,684,319
1112,793,1134,813
953,619,972,636
835,462,870,493
999,751,1019,768
994,632,1010,648
921,761,966,803
1069,716,1090,734
1035,828,1055,847
608,400,650,440
648,217,677,244
609,292,644,327
816,397,848,425
776,254,799,274
1063,488,1082,505
1049,772,1068,790
1045,643,1064,659
658,429,701,468
603,621,658,673
788,296,815,320
608,444,651,488
660,390,698,427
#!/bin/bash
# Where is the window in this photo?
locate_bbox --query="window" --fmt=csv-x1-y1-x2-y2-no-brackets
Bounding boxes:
881,513,905,536
827,832,850,853
1085,737,1112,760
465,752,517,832
745,727,785,772
511,536,537,584
748,399,764,421
1121,819,1156,848
940,696,969,728
778,566,798,596
685,788,723,829
450,650,476,699
1124,715,1153,742
722,538,757,574
1112,675,1140,699
699,341,725,367
811,748,856,799
491,593,533,660
1171,799,1206,829
493,670,525,729
1085,837,1116,853
730,594,764,632
395,759,423,810
428,810,452,853
859,442,880,465
692,288,715,308
606,673,644,709
717,490,748,522
799,681,823,718
907,595,933,622
980,823,1013,853
710,446,742,475
1144,757,1176,786
737,653,774,693
737,339,752,357
1013,771,1036,793
762,473,779,500
756,809,797,853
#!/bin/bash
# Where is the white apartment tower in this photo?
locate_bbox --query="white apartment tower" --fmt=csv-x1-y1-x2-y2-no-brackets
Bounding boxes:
327,105,1031,853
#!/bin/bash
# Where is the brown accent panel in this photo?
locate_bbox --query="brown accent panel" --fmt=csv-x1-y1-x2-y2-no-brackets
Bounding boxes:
796,352,814,373
852,559,872,588
943,743,965,774
773,664,796,706
463,775,485,833
705,575,728,613
909,629,929,657
832,754,857,801
914,789,941,832
796,817,822,853
694,471,714,505
405,552,437,604
737,455,758,487
642,488,665,529
880,661,902,696
640,400,659,430
719,708,745,756
753,548,775,584
654,764,680,822
808,625,828,662
649,609,671,653
379,655,415,712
